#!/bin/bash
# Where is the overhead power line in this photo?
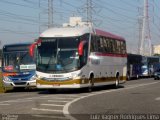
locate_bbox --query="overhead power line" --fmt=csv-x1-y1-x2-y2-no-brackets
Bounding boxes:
93,1,137,21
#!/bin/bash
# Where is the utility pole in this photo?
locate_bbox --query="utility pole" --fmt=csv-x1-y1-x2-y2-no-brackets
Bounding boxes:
140,0,152,56
138,7,143,54
48,0,53,28
39,0,41,34
86,0,93,24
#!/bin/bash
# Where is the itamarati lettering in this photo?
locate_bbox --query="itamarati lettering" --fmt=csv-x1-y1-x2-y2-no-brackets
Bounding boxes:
20,65,36,70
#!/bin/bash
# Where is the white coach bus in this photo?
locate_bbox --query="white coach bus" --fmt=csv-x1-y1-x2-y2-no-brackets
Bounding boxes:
30,25,127,91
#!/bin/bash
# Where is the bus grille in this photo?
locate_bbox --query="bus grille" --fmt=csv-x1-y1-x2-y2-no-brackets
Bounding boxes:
14,82,26,85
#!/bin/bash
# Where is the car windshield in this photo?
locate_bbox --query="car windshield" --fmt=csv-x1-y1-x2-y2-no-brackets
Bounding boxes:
2,51,35,72
36,37,81,73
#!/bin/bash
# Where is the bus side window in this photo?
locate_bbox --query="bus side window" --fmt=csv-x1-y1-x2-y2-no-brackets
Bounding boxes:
100,37,105,52
121,41,126,54
109,39,113,53
90,35,98,52
112,39,116,53
97,36,104,52
124,42,127,54
106,38,110,53
97,36,100,52
103,37,108,53
116,40,121,54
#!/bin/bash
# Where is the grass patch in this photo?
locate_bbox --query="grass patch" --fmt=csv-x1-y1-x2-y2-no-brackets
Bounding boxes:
0,72,13,93
0,73,5,93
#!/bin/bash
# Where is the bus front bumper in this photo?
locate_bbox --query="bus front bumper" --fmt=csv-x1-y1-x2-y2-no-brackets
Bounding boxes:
36,83,88,89
3,80,36,88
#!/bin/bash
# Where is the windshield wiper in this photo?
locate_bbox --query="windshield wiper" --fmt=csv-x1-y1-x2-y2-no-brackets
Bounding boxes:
45,55,54,71
19,52,28,63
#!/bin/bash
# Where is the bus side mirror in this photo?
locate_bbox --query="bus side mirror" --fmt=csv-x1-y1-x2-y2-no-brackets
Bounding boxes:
78,41,87,56
29,44,35,57
29,39,42,57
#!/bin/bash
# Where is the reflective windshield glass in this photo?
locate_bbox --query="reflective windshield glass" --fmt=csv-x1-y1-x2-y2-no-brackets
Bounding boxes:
3,51,35,72
36,37,81,73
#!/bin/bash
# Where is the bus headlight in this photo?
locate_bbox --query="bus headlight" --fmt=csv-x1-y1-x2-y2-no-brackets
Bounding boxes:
71,71,82,78
30,75,37,81
72,74,77,78
3,76,11,82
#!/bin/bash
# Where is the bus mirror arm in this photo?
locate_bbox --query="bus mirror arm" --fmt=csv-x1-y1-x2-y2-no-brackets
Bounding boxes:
78,41,87,56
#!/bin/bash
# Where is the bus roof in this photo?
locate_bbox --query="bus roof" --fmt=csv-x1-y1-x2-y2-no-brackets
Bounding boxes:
95,29,125,41
40,27,125,41
40,27,91,37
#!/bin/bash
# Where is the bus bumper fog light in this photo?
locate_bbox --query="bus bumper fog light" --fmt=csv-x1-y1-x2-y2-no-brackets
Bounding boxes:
82,80,85,84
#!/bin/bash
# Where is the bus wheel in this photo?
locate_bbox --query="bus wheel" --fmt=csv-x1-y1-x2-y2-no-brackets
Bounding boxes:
88,77,94,92
136,75,139,79
115,76,120,89
127,74,130,81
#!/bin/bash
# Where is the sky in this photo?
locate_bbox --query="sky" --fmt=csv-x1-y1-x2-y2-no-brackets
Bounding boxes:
0,0,160,54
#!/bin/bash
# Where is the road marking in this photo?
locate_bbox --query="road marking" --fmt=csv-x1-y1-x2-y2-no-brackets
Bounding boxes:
38,97,75,100
32,108,63,113
0,99,32,103
58,95,80,97
32,114,69,120
8,100,32,103
0,95,52,104
41,104,64,107
0,104,10,105
155,97,160,101
48,100,70,103
63,81,160,120
53,97,75,100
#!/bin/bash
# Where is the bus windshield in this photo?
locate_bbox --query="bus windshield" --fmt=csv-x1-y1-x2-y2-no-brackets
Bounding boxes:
36,37,81,73
3,51,35,72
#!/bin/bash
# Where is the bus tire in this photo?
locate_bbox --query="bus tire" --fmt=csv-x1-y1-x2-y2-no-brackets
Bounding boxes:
115,73,120,89
88,75,94,92
127,73,130,81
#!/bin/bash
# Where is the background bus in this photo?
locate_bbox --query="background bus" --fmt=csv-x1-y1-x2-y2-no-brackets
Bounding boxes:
30,17,127,91
2,43,36,89
141,56,160,77
127,54,142,80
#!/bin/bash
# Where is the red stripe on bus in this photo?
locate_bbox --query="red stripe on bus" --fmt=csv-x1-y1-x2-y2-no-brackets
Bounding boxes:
95,53,127,57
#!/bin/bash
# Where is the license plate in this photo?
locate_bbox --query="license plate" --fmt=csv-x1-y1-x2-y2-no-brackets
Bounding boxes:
52,84,60,86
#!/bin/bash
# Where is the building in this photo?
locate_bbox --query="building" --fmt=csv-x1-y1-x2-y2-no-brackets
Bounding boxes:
153,44,160,55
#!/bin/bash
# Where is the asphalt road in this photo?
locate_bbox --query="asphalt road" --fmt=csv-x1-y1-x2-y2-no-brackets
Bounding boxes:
0,78,159,120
